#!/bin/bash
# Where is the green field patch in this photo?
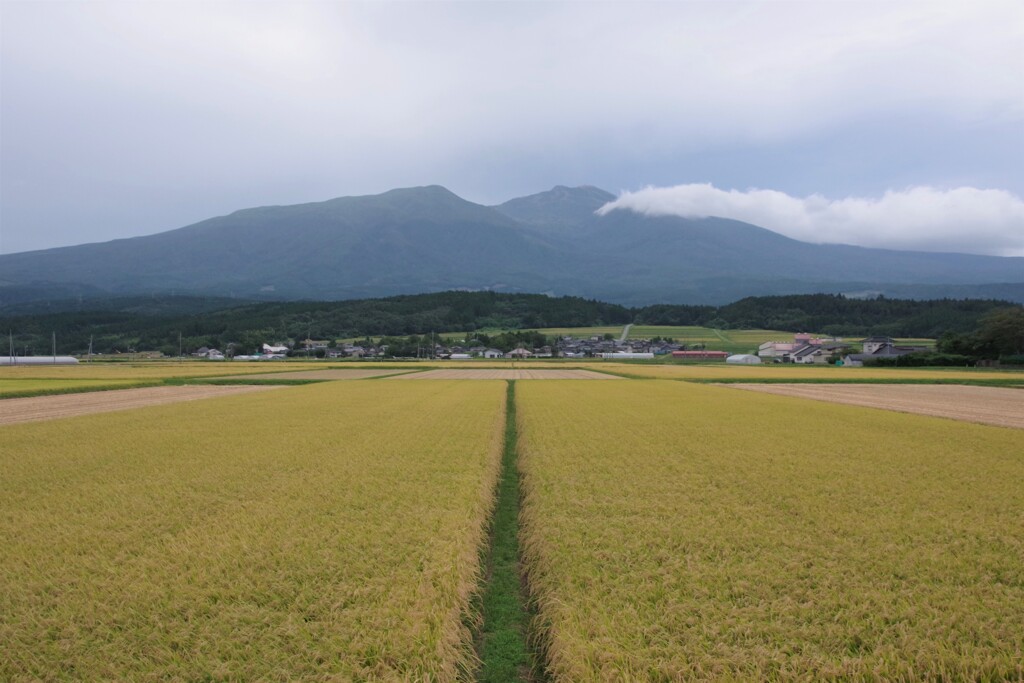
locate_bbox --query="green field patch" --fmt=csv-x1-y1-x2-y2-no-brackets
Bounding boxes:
0,378,158,399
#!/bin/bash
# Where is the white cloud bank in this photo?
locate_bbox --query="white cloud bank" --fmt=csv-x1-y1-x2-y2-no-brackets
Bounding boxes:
598,185,1024,257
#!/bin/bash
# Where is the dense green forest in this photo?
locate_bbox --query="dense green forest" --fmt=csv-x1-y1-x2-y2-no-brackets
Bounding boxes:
1,291,1019,357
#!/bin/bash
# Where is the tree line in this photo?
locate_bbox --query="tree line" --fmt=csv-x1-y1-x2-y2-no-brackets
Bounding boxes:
1,291,1020,358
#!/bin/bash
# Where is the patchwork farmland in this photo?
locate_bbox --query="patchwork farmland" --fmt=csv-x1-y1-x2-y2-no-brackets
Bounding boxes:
1,361,1022,680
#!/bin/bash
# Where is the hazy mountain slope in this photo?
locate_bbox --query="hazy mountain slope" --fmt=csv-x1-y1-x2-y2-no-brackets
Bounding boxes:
0,186,576,299
1,184,1021,306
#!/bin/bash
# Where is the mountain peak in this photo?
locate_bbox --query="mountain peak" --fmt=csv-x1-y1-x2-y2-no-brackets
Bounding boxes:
378,185,460,200
494,185,616,227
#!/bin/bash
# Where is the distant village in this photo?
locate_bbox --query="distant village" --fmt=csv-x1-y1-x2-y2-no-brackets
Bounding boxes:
203,332,930,367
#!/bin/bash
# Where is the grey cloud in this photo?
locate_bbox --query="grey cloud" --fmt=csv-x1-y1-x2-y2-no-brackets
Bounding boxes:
599,184,1024,257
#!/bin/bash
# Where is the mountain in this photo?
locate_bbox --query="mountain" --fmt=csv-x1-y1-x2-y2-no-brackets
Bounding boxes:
2,185,1022,306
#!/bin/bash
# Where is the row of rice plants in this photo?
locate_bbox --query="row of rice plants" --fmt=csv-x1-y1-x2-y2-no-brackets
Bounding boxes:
516,380,1024,680
0,380,506,681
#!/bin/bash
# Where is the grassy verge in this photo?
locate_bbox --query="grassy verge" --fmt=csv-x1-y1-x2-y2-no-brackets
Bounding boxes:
475,381,537,682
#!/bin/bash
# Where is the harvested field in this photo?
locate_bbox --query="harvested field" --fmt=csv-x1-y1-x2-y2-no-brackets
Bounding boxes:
0,385,280,426
219,368,413,381
390,368,620,380
728,383,1024,429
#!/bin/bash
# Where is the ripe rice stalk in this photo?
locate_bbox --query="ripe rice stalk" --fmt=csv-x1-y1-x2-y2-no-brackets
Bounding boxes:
517,380,1024,681
0,380,506,681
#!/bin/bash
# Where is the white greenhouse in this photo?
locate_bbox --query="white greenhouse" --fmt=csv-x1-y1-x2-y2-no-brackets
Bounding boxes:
726,354,762,365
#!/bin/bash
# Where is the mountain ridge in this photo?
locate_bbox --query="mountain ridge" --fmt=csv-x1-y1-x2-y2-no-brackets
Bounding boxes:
2,185,1022,306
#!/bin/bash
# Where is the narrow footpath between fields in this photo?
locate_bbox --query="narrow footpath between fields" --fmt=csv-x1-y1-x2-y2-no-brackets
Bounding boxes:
475,381,542,682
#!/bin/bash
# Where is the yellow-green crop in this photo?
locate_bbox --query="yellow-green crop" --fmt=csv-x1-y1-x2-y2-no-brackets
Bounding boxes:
605,362,1023,383
517,380,1024,680
0,378,150,398
1,380,506,680
0,361,311,380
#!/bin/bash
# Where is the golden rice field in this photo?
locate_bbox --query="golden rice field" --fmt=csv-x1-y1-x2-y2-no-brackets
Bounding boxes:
604,362,1024,383
0,380,506,681
0,361,311,380
516,380,1024,680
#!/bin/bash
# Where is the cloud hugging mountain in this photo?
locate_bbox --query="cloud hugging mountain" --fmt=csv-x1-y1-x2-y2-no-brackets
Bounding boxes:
2,185,1022,307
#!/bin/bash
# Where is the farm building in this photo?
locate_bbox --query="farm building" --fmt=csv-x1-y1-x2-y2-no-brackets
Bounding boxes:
262,343,290,354
671,350,729,361
1,356,79,365
726,354,762,364
860,336,896,354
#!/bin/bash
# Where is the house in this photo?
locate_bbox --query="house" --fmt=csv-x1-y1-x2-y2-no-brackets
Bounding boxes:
843,342,931,367
759,334,845,362
758,341,797,358
790,344,832,364
483,348,504,359
860,337,896,354
506,348,533,359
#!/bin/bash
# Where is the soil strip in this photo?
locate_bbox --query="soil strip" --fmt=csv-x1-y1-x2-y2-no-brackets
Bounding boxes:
0,385,281,426
726,383,1024,429
217,368,412,381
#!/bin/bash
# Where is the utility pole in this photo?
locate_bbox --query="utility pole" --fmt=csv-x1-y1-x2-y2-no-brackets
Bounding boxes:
88,336,93,363
8,331,14,366
178,331,183,362
52,332,56,364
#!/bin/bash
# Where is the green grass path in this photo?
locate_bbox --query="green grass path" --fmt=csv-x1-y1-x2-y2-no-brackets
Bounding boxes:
476,381,536,682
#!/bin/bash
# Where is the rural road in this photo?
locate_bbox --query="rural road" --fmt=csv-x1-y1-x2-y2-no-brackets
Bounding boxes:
618,324,633,344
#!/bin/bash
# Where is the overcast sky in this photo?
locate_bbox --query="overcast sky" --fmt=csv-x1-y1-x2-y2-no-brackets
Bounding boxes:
1,0,1022,256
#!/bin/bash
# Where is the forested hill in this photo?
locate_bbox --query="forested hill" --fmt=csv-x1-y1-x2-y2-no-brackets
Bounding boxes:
2,291,1019,356
637,294,1012,338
